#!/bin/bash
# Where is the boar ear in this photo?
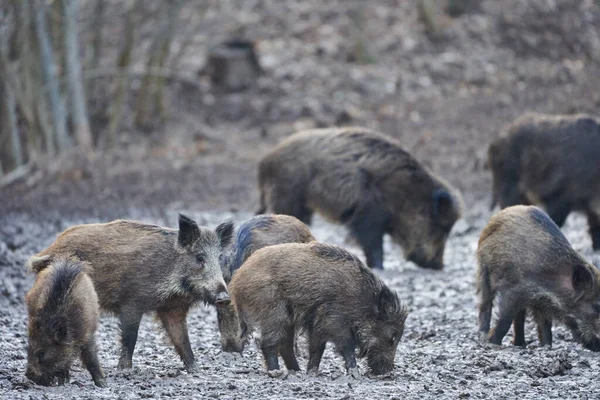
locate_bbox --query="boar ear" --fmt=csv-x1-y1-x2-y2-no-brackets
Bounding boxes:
49,316,70,345
433,189,456,226
178,214,200,248
573,264,595,297
216,220,235,249
376,286,398,319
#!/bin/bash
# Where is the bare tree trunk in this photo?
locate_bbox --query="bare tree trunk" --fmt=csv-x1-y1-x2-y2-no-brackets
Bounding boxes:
135,0,184,128
90,0,105,68
107,0,140,148
63,0,92,149
34,0,68,154
5,82,24,167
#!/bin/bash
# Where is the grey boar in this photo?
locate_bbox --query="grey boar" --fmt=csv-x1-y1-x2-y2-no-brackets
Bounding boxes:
477,205,600,351
217,214,315,353
25,257,105,387
257,127,462,270
227,242,409,378
27,214,234,372
487,112,600,249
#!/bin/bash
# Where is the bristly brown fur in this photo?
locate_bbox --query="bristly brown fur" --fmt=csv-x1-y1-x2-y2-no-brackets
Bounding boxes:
257,127,463,270
227,242,409,377
476,205,600,351
30,215,232,372
217,214,315,353
25,257,105,387
488,112,600,249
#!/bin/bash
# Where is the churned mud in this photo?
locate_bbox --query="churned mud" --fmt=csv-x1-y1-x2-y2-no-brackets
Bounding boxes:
1,205,600,399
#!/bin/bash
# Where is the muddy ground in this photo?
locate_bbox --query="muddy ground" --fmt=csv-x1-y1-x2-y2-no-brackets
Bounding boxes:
2,207,600,399
2,0,600,398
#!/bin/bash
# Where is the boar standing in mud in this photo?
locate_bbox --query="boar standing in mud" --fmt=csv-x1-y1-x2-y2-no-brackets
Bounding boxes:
27,214,233,372
257,127,462,270
488,112,600,249
227,242,408,378
217,214,315,352
25,257,105,387
220,214,316,283
477,205,600,351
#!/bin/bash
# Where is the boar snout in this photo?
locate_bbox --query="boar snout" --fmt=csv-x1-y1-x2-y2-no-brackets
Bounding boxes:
221,338,244,354
25,369,54,386
407,250,443,270
215,290,230,305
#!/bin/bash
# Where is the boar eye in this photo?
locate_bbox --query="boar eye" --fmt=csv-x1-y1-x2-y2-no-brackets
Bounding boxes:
196,254,205,264
391,332,397,344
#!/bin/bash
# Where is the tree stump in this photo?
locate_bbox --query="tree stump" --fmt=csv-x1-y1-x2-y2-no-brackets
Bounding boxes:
203,40,262,92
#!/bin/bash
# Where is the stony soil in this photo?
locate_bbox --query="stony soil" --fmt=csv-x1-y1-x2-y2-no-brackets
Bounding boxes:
2,0,600,398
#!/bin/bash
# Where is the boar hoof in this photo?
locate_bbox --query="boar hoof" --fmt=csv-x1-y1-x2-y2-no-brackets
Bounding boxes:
306,368,320,376
478,332,489,343
94,378,107,388
267,369,288,379
185,363,199,373
348,367,361,379
117,359,133,370
367,371,393,380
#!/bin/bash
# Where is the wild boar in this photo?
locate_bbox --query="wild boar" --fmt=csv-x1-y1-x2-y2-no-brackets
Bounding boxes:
25,257,105,387
257,127,462,270
477,205,600,351
220,214,316,283
217,214,315,353
487,112,600,249
227,242,409,378
27,214,234,372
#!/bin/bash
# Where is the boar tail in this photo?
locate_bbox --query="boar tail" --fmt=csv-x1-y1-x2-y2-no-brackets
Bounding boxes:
26,255,52,273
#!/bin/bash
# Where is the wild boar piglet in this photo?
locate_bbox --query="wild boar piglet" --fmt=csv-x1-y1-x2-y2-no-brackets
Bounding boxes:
477,205,600,351
226,242,409,378
26,257,105,387
27,214,234,372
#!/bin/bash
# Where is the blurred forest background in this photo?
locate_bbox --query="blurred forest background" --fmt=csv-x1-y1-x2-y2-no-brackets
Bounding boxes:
1,0,600,215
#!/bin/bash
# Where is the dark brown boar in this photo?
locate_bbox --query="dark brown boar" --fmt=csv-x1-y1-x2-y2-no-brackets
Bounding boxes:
487,112,600,249
217,214,315,353
257,127,462,270
25,257,105,387
477,205,600,351
227,242,408,378
27,214,234,372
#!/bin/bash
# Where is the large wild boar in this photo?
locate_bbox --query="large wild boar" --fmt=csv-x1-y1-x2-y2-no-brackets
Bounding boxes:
25,257,105,387
217,214,315,352
27,214,233,372
477,205,600,350
226,242,408,378
487,112,600,249
257,127,462,270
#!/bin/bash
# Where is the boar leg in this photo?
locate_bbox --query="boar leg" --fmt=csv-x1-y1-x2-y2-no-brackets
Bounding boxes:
157,308,196,372
278,326,300,372
488,292,523,345
348,208,387,269
512,309,526,347
306,330,326,374
586,211,600,250
477,268,494,340
339,344,360,379
81,338,106,387
117,308,143,369
543,198,570,227
533,313,552,347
